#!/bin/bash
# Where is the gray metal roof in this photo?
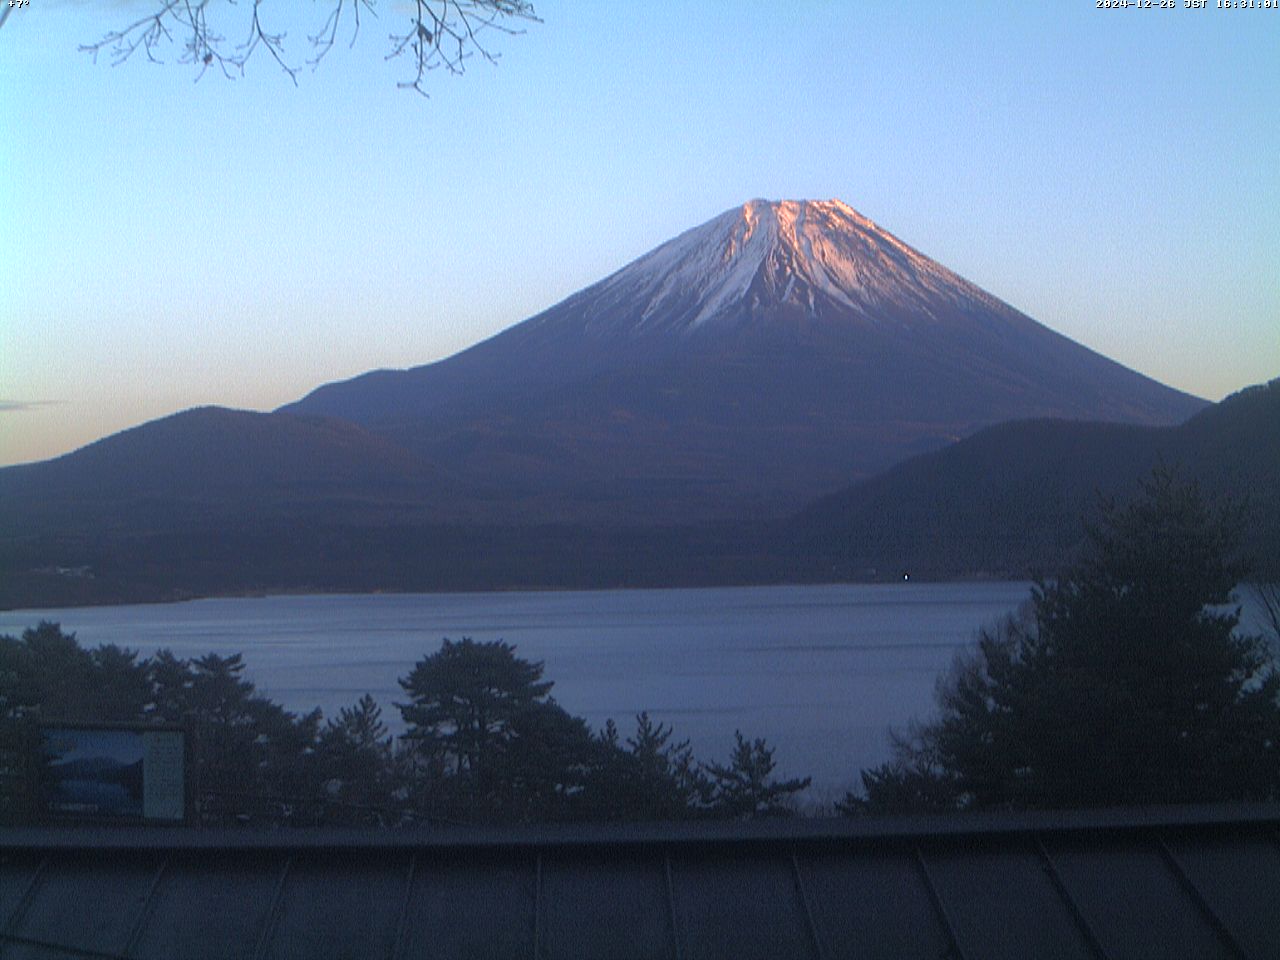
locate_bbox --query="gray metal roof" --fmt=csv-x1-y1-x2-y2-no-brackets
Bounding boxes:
2,804,1279,959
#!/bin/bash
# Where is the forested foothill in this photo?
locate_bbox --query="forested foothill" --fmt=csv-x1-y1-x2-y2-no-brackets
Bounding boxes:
794,378,1280,582
3,470,1278,827
2,381,1275,611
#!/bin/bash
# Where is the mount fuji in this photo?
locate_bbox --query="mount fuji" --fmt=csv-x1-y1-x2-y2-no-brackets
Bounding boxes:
284,199,1205,521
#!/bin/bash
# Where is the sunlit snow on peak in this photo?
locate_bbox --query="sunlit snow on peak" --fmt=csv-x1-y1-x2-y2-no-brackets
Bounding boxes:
534,199,1011,340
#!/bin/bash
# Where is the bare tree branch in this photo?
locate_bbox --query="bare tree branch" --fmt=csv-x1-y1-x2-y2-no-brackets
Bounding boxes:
389,0,536,96
77,0,537,93
308,0,377,70
241,0,299,85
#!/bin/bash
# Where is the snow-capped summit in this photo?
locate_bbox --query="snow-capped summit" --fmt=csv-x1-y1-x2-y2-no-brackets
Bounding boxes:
284,200,1207,522
534,198,1010,339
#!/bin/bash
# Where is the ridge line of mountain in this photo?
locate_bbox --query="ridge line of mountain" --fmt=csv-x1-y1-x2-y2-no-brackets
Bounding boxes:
1,378,1273,609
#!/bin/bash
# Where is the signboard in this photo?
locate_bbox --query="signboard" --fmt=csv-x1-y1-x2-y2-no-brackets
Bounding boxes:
38,724,186,823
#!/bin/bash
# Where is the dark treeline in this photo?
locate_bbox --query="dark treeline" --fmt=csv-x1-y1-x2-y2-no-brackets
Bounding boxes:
0,628,810,827
847,468,1280,814
0,520,784,611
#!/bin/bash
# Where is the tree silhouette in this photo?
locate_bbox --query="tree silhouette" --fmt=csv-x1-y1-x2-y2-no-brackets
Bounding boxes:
398,637,557,815
1,624,818,825
493,699,597,821
582,713,711,821
0,622,152,724
706,731,810,818
854,468,1280,812
316,694,398,820
152,650,322,822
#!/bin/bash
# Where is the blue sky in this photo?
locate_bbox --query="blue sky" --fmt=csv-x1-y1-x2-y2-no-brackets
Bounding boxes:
2,1,1277,466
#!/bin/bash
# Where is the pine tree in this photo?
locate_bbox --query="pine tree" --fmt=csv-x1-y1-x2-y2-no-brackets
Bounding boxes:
706,731,810,818
317,694,397,820
397,637,555,817
856,468,1280,811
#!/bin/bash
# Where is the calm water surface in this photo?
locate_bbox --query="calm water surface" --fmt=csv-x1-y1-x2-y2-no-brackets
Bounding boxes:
2,583,1035,797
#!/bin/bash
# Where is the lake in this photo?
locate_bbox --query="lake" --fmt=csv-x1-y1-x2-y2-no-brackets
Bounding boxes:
1,583,1037,798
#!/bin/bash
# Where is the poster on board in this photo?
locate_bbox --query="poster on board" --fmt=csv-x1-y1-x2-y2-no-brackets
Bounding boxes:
39,724,186,823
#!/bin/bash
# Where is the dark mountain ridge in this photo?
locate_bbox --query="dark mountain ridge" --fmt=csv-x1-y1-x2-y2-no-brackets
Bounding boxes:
790,378,1280,580
0,381,1271,609
0,407,453,536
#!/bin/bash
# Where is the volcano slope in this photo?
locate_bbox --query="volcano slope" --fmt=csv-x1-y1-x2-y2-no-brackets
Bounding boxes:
0,200,1214,606
285,200,1204,523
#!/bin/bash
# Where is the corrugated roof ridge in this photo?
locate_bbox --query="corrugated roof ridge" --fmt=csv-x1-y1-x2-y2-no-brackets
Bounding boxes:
5,802,1280,853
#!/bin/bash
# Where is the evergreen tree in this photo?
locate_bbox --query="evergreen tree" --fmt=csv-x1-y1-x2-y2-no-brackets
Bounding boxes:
706,731,810,818
843,725,959,816
625,713,711,818
152,650,322,822
0,622,152,724
854,469,1280,811
581,713,710,821
316,694,397,821
397,638,555,817
495,699,597,821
